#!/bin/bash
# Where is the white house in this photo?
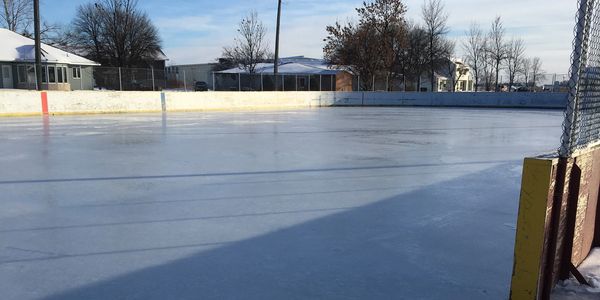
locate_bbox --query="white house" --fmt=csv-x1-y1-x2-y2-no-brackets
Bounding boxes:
0,28,99,91
418,59,475,92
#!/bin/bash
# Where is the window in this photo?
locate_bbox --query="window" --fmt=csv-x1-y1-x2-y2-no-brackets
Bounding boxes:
41,66,47,83
2,66,10,79
48,66,56,83
72,67,81,79
57,67,63,83
27,66,35,83
18,65,27,83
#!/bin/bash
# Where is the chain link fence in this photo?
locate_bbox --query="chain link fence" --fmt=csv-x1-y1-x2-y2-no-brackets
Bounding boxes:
560,0,600,156
213,73,337,92
4,63,568,94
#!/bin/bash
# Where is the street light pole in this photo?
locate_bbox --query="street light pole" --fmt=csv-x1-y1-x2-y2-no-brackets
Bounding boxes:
34,0,43,91
273,0,282,91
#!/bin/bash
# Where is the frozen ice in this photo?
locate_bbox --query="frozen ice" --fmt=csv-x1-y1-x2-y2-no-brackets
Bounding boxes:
0,107,564,299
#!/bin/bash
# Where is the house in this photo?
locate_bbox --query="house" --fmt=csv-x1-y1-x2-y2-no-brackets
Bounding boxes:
0,28,99,91
214,56,354,92
416,59,475,92
166,63,217,90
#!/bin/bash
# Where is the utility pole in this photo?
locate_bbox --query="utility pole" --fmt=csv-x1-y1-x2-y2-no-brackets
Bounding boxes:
34,0,43,91
273,0,282,91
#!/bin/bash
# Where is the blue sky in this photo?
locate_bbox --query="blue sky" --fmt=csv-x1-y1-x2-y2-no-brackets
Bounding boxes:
41,0,575,73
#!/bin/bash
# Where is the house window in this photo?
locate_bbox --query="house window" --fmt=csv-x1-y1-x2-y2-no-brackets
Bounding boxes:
72,67,81,79
18,65,27,83
48,66,56,83
41,66,47,83
57,67,63,83
26,66,34,84
63,67,68,83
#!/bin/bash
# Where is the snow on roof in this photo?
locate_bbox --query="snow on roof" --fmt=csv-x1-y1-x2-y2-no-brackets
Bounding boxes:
153,50,169,61
0,28,99,66
217,57,342,75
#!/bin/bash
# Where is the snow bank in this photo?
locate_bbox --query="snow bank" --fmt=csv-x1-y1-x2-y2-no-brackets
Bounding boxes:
552,248,600,299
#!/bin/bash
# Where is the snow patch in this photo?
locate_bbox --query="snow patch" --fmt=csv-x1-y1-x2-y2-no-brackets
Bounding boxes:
552,248,600,299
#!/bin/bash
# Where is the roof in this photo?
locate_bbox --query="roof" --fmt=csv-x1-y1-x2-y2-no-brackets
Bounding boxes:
0,28,99,66
217,57,342,75
153,50,169,61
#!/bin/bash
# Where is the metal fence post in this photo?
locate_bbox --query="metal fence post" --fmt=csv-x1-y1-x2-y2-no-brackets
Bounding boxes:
183,70,187,91
151,67,155,91
212,72,216,91
118,67,123,91
387,74,391,91
238,73,241,91
319,75,322,91
332,75,335,91
33,64,38,91
261,73,264,91
282,75,285,91
372,75,375,91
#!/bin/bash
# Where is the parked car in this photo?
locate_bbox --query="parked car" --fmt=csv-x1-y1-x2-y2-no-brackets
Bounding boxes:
194,81,208,91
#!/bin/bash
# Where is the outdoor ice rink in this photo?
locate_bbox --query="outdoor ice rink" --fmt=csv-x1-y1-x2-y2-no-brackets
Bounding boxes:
0,107,563,300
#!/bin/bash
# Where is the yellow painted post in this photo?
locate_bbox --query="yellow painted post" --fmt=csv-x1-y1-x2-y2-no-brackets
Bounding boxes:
510,158,556,300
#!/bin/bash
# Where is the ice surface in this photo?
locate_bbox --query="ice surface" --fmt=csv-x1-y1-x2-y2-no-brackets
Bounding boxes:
0,107,563,299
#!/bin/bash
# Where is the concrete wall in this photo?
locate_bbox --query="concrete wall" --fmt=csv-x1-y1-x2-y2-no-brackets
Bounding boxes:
328,92,568,108
0,90,42,116
164,91,317,111
47,91,161,114
0,90,568,116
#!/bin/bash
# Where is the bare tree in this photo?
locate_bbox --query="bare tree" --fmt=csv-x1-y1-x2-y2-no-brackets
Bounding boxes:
521,57,531,87
422,0,449,92
2,0,69,46
325,0,409,91
462,22,485,92
442,39,458,91
487,16,507,92
357,0,408,90
70,3,105,64
0,0,32,32
531,57,545,89
480,38,495,91
324,21,382,91
398,22,428,91
223,11,269,74
69,0,162,67
505,38,526,91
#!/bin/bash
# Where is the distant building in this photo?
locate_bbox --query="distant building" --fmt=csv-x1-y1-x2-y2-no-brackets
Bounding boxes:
0,28,99,91
214,56,354,92
410,59,475,92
